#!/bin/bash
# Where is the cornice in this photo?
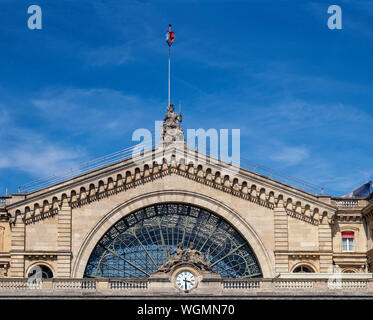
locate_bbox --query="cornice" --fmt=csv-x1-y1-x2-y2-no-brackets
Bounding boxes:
275,251,333,257
7,147,335,210
7,147,335,227
333,211,363,223
362,202,373,220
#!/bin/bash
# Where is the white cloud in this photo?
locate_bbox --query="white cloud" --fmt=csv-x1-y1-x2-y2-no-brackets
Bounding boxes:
31,87,163,135
0,104,85,180
271,146,310,166
0,144,82,177
0,86,167,188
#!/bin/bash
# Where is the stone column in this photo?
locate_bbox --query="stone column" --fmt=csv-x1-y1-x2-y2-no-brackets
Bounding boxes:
274,207,289,273
56,197,72,278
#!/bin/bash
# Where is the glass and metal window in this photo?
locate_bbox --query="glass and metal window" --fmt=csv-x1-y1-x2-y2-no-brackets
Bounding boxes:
342,232,354,252
293,265,314,273
84,203,262,279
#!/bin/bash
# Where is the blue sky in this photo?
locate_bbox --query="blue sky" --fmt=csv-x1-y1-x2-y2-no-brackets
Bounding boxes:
0,0,373,196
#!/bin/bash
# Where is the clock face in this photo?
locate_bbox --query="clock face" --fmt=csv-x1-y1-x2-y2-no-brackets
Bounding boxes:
176,271,196,291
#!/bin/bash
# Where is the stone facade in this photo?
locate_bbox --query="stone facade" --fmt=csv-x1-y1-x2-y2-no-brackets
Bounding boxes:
0,144,372,296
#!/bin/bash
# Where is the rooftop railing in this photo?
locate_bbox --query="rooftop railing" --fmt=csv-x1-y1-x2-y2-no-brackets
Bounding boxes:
16,141,325,196
335,199,360,207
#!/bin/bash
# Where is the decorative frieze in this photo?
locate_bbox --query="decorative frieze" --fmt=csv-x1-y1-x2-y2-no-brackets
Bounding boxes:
288,252,320,260
7,157,331,228
24,253,57,260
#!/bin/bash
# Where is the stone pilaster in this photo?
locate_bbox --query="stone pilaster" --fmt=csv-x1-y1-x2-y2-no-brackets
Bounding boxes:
9,217,25,277
274,207,289,273
318,221,333,272
56,198,72,278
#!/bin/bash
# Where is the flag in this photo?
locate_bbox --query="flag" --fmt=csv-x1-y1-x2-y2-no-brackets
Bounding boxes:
166,30,175,47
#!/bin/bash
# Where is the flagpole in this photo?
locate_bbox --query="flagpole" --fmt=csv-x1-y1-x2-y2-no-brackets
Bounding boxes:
168,45,171,108
167,24,173,109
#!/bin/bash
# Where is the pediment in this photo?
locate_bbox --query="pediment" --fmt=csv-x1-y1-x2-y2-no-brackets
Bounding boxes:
5,145,336,226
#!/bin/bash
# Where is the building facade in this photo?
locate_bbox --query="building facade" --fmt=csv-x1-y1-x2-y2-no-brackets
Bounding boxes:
0,108,373,297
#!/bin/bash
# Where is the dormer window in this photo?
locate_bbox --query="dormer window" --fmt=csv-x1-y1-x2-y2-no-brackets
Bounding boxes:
342,232,354,252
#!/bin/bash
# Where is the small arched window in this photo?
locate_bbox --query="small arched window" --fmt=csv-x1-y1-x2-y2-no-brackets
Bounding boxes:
28,265,53,279
342,269,356,273
293,265,314,273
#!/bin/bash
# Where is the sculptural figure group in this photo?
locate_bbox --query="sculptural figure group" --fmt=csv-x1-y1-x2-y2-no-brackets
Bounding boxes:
157,242,211,273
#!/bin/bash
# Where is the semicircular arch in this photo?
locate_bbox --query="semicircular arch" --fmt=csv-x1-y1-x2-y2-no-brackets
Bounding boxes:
73,190,274,278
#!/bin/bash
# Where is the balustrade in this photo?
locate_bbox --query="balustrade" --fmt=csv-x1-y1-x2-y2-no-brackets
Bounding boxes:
335,200,359,207
110,280,148,289
54,279,96,290
222,280,260,289
0,278,371,295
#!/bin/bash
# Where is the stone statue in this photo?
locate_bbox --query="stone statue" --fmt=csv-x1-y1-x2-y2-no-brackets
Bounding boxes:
184,243,211,271
183,242,197,262
202,248,211,271
163,104,182,129
157,242,184,272
161,104,184,145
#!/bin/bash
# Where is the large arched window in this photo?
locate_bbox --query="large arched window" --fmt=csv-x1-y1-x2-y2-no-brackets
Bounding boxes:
84,203,262,279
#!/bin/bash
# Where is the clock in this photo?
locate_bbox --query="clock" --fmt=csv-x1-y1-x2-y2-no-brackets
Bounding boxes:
175,270,196,291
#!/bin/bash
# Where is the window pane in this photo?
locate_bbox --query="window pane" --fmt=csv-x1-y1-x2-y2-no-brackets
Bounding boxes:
349,239,354,251
342,238,347,251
